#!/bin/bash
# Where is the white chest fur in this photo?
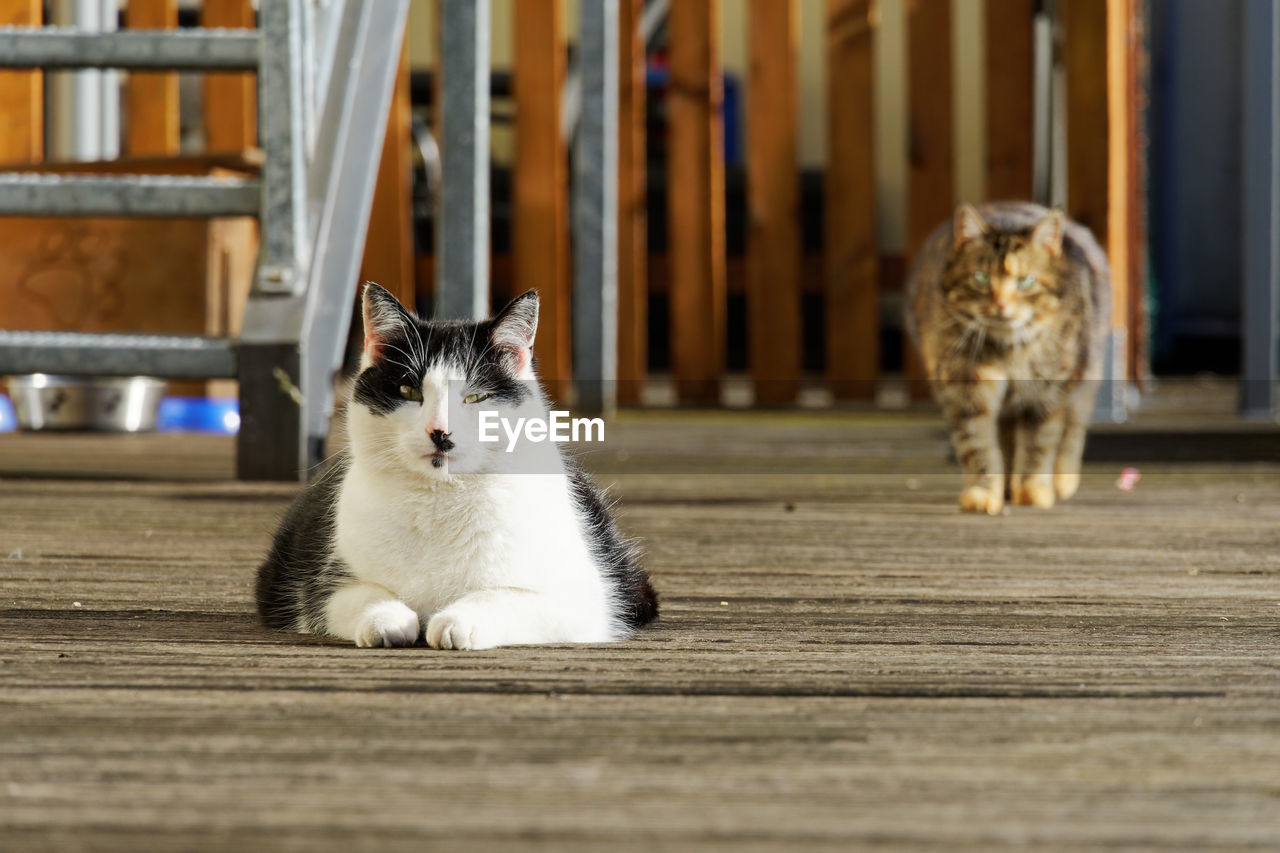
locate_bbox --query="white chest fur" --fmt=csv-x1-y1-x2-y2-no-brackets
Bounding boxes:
333,463,610,628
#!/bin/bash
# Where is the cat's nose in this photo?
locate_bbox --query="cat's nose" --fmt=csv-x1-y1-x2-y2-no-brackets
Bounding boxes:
428,429,454,452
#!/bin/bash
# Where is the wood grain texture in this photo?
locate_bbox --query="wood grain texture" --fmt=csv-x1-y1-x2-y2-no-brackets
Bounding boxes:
0,0,42,165
984,0,1034,200
360,36,416,309
201,0,256,153
747,0,802,406
513,0,571,400
1107,0,1141,375
0,418,1277,850
1063,0,1108,240
905,0,953,397
824,0,880,400
617,0,648,407
125,0,179,157
1066,0,1140,381
667,0,727,405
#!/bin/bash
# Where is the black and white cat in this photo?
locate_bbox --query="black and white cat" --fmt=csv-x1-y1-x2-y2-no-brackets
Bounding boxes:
255,283,658,650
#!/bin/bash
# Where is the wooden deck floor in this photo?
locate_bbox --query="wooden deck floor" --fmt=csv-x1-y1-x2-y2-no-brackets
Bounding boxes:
1,413,1278,850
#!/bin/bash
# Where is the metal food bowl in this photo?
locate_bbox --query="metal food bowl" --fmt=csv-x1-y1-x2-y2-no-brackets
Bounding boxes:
7,375,167,432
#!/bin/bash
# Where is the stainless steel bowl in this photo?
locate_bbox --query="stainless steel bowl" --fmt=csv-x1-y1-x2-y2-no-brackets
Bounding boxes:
7,375,167,432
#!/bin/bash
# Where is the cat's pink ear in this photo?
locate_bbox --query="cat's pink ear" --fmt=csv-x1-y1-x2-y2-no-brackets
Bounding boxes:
1031,209,1065,258
953,203,988,250
361,281,411,361
491,290,539,374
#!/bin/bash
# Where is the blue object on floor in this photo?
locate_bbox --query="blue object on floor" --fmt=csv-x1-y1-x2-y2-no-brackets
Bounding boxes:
0,394,15,433
156,397,240,434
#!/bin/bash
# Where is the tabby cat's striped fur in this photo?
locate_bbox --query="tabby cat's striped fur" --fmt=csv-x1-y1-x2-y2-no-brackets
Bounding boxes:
906,202,1110,514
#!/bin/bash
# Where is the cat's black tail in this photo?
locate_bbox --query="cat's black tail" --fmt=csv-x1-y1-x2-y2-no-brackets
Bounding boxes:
567,463,658,628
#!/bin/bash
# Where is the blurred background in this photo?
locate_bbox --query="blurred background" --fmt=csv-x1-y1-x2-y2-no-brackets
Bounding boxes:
0,0,1276,477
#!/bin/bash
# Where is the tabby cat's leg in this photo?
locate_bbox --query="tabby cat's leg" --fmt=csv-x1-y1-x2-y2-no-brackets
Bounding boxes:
941,379,1007,515
324,581,420,648
1011,409,1067,509
998,415,1018,500
1054,385,1094,500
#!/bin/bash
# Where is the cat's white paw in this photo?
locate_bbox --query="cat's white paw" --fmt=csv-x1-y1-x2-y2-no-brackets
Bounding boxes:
426,606,494,651
354,600,420,648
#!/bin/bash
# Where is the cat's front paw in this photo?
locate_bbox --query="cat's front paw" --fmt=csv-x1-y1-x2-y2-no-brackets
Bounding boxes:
1053,472,1081,500
959,484,1004,516
426,606,494,651
354,600,420,648
1012,476,1056,509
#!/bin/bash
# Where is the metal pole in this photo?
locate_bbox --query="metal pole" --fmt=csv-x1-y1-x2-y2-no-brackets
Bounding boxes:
99,0,119,159
255,0,310,295
1242,0,1280,419
238,0,313,480
436,0,491,320
50,0,102,161
573,0,620,414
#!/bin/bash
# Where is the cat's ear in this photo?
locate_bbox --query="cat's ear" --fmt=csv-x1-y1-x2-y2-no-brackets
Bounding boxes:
491,290,539,375
953,203,989,250
361,281,412,361
1030,208,1066,258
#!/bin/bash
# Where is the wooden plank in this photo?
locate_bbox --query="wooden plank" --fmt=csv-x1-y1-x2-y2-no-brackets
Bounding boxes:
1109,0,1143,379
747,0,802,406
125,0,179,157
906,0,953,395
1063,0,1108,239
824,0,880,400
359,36,415,309
616,0,648,407
513,0,571,400
667,0,726,405
1,417,1280,848
0,0,42,166
984,0,1034,200
202,0,257,154
1065,0,1136,381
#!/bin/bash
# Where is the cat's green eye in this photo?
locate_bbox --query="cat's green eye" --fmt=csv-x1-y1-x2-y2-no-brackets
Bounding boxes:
398,385,424,403
1018,275,1037,290
973,271,990,286
463,392,490,405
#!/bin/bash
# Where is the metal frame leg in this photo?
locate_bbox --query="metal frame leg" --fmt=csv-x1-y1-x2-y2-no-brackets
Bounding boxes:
300,0,411,469
1242,0,1280,419
573,0,620,415
238,0,410,481
436,0,491,320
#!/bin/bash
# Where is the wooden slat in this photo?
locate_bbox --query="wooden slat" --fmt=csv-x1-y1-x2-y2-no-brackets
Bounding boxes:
747,0,802,406
1109,0,1143,379
359,36,415,309
824,0,880,400
984,0,1034,200
202,0,256,153
125,0,179,157
667,0,727,405
1064,0,1109,239
513,0,571,400
616,0,648,407
1065,0,1137,381
906,0,953,395
0,0,42,166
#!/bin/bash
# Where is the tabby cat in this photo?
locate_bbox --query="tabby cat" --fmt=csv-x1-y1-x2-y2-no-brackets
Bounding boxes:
906,202,1110,514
